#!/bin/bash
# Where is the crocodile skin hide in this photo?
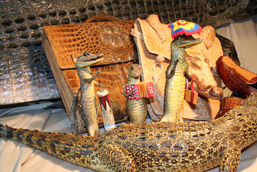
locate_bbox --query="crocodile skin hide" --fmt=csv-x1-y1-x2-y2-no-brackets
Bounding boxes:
0,0,256,104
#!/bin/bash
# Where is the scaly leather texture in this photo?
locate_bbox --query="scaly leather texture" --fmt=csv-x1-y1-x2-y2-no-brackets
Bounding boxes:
1,93,257,172
217,56,257,98
44,17,136,69
1,0,255,105
44,15,136,124
216,96,244,118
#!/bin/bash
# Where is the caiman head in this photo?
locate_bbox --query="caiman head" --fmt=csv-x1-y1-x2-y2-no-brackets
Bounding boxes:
128,64,142,79
171,35,202,58
187,55,223,99
167,35,202,79
74,52,104,68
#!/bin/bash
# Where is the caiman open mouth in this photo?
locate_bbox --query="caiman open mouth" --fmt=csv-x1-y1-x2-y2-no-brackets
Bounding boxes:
78,52,103,62
175,35,202,48
75,53,104,68
81,54,104,63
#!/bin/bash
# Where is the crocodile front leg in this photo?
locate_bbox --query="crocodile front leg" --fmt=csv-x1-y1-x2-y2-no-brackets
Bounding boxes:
83,68,102,83
220,146,241,172
166,59,179,79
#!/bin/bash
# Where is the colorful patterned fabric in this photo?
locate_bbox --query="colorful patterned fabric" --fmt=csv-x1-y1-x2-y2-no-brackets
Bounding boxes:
169,20,202,38
125,82,155,100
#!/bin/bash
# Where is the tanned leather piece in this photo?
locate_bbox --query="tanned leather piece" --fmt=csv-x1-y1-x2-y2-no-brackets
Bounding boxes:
217,56,257,98
216,96,244,118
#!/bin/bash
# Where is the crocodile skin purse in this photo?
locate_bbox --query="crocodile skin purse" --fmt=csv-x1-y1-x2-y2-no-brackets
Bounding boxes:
43,14,136,132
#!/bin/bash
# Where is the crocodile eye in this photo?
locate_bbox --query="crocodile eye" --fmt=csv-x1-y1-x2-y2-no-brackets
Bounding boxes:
83,52,89,56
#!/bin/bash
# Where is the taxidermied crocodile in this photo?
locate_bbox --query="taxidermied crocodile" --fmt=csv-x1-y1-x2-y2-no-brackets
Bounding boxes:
1,93,257,172
72,52,103,136
161,36,202,123
123,64,147,123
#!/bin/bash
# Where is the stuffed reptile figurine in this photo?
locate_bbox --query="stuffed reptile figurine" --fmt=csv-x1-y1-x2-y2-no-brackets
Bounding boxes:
123,64,147,123
161,35,202,123
1,93,257,172
72,52,103,136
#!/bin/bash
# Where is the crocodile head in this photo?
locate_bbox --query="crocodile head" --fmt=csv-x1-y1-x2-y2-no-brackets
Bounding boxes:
74,52,104,68
128,64,142,79
171,35,202,63
172,35,202,49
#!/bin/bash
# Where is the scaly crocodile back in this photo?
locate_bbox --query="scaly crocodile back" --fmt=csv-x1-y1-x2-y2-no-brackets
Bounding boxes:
1,93,257,172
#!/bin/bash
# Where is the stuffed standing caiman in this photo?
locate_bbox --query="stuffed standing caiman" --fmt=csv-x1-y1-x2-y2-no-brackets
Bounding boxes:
123,64,147,123
72,52,104,136
161,35,202,123
1,93,257,172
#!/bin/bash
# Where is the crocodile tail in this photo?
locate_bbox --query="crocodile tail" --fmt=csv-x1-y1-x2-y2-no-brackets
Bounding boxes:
0,124,87,165
0,124,13,139
70,86,81,134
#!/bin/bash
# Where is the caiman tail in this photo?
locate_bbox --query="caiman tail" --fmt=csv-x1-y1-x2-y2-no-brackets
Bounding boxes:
0,124,82,163
0,124,135,172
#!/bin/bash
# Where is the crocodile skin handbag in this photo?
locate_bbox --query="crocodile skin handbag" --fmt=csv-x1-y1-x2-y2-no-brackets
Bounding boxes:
43,14,136,133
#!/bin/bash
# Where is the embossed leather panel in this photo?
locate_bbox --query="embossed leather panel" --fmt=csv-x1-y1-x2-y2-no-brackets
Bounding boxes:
44,20,135,69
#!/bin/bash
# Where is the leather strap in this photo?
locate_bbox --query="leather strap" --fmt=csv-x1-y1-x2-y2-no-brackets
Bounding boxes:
85,14,121,23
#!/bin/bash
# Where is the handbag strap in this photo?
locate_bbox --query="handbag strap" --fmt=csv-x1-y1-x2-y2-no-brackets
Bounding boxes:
186,75,195,91
190,75,195,92
85,14,122,23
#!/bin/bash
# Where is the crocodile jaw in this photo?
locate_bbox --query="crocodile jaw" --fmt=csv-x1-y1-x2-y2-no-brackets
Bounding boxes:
172,35,202,48
75,53,104,68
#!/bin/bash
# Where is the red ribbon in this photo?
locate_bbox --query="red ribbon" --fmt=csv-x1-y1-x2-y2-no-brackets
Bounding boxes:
99,94,111,110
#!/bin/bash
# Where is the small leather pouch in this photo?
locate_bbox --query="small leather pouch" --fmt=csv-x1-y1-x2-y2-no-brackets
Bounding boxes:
184,76,198,105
